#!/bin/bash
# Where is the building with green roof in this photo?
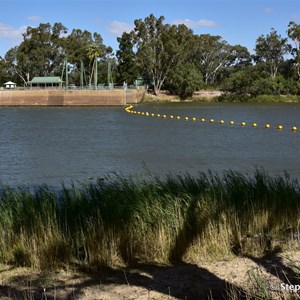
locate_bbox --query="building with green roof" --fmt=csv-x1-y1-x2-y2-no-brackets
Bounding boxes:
29,77,64,89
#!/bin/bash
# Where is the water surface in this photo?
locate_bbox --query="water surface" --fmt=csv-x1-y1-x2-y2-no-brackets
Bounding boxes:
0,102,299,187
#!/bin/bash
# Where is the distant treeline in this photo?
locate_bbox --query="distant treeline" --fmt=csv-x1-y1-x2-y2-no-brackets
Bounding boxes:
0,14,300,99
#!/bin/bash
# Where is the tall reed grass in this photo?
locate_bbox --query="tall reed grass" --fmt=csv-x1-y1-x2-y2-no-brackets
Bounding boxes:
0,169,299,269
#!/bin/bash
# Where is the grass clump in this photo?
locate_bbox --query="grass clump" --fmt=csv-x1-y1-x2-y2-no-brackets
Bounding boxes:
0,169,299,269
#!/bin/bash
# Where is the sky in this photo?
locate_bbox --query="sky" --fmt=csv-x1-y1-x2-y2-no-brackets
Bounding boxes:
0,0,299,58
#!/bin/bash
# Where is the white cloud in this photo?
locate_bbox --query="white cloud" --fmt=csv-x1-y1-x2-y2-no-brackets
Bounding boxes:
108,21,134,36
173,18,218,28
27,16,42,22
264,8,273,13
291,15,300,21
0,23,27,40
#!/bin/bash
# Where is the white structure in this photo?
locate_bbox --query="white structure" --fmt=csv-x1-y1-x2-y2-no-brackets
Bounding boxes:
4,81,16,89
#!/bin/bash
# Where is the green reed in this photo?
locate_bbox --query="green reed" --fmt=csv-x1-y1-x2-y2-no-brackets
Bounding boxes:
0,169,299,269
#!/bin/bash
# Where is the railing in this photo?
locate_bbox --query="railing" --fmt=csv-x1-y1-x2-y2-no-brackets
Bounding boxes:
1,85,144,91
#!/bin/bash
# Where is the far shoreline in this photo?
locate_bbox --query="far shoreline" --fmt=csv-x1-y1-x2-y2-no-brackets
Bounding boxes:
142,90,300,103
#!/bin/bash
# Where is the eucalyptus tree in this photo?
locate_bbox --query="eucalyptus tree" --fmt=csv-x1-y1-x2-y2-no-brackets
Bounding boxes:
213,44,252,86
4,23,68,85
132,14,194,95
19,23,67,77
229,45,252,70
254,28,290,78
0,56,9,85
287,21,300,81
116,32,138,85
4,46,29,86
192,34,241,85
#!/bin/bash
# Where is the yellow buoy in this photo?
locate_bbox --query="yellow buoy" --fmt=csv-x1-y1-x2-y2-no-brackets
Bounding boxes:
157,114,161,117
241,122,246,126
292,126,297,131
192,117,196,121
146,112,149,116
138,112,141,115
185,117,189,121
278,125,283,130
220,120,224,124
252,123,257,127
133,111,137,114
210,119,215,123
230,121,235,125
170,115,174,119
151,113,155,117
265,124,270,128
141,112,145,115
163,115,167,118
201,118,205,122
177,116,181,120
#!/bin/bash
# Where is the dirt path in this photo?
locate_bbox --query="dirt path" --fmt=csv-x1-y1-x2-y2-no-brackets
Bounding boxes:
0,249,300,299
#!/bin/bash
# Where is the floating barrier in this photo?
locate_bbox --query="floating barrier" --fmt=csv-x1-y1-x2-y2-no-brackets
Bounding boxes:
124,105,298,132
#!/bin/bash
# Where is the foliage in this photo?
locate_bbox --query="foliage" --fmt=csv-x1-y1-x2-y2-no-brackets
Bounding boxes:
191,34,248,85
221,68,256,95
254,28,291,78
64,29,113,86
6,23,68,85
131,14,194,95
287,21,300,81
2,18,300,97
221,65,300,97
116,32,139,85
2,23,112,86
0,56,9,85
167,63,203,99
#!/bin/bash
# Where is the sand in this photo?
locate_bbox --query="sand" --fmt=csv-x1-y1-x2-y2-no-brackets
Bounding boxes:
0,249,300,299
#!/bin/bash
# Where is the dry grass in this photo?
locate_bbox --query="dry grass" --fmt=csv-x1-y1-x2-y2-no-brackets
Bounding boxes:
0,169,299,271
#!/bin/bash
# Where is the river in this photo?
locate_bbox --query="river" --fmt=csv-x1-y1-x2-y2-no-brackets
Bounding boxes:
0,102,299,187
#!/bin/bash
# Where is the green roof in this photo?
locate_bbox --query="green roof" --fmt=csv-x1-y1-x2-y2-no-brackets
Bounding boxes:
29,77,63,84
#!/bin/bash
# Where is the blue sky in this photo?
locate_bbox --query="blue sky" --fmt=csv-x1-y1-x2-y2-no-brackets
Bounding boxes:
0,0,299,57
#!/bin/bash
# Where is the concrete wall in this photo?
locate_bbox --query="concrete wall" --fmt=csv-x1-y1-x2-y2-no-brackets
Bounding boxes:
0,89,144,106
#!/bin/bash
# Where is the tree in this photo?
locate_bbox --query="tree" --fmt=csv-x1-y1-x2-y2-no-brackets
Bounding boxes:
64,29,112,85
0,56,9,85
168,63,203,99
221,68,254,95
116,32,138,85
254,28,290,78
213,44,252,85
132,14,194,95
287,21,300,81
4,23,68,85
192,34,240,85
4,46,29,85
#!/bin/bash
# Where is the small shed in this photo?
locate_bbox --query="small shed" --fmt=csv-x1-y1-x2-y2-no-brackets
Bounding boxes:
4,81,16,89
29,77,64,89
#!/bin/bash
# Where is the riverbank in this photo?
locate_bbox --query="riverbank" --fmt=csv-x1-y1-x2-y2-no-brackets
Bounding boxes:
1,249,299,299
0,170,299,298
142,90,300,103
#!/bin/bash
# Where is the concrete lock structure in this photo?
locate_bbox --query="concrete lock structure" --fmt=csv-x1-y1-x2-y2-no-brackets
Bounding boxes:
0,89,144,106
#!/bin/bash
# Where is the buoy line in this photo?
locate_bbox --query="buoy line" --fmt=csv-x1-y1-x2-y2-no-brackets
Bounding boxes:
124,105,298,132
